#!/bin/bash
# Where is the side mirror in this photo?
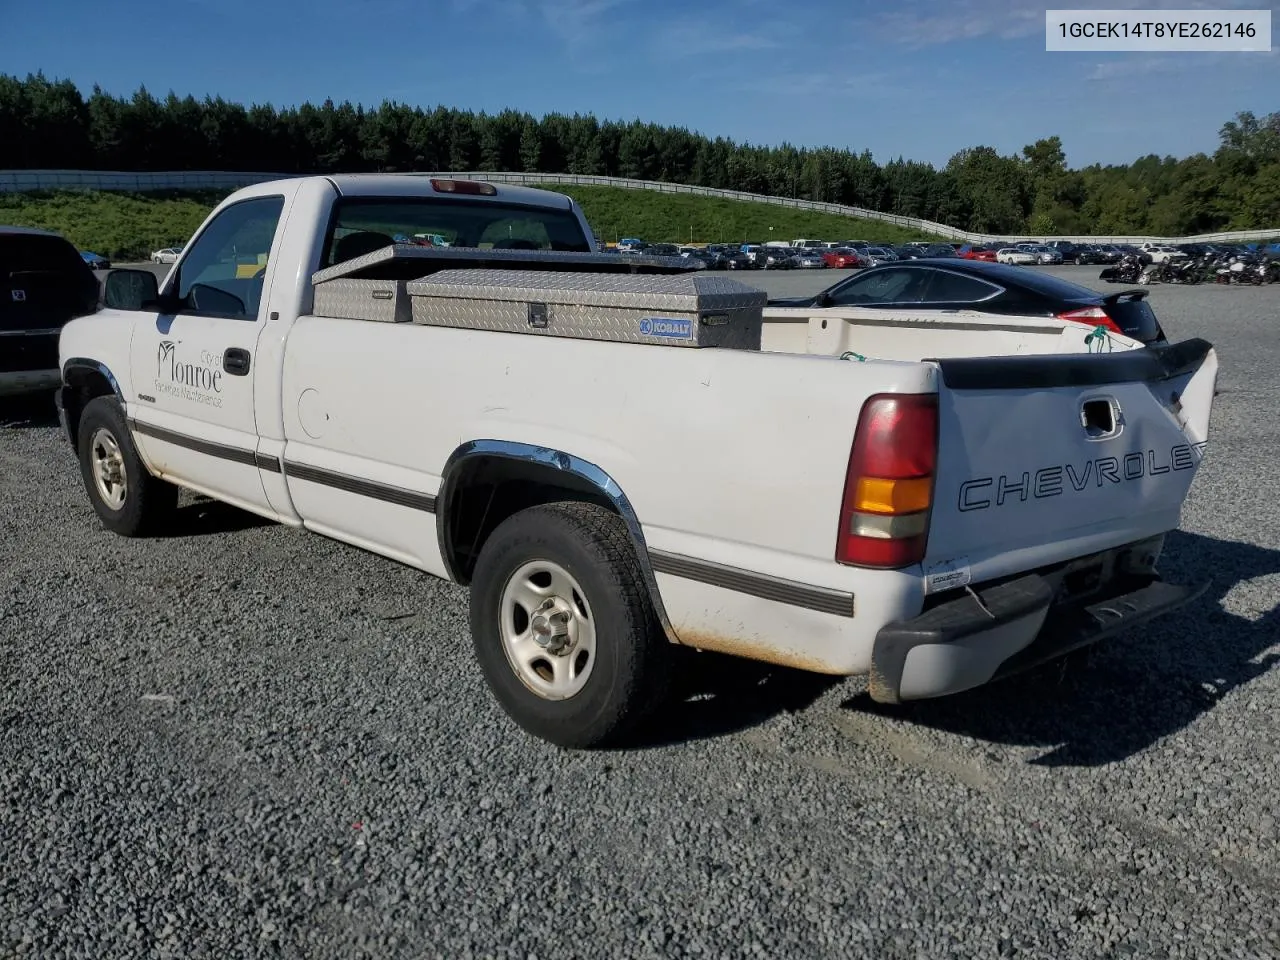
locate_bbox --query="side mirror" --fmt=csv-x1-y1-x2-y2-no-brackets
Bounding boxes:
813,291,831,308
104,269,159,311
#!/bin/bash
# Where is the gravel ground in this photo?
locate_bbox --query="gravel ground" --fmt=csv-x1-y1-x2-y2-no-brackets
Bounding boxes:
2,266,1279,959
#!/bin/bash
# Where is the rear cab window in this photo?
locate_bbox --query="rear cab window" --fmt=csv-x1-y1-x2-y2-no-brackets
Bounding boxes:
322,197,593,267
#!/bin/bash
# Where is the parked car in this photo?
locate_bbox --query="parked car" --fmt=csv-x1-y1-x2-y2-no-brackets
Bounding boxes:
645,243,680,258
58,175,1215,749
1140,243,1188,264
1115,244,1153,265
150,247,183,264
685,249,726,270
769,257,1167,344
762,248,795,269
997,247,1037,265
81,251,112,270
919,244,958,258
862,247,898,266
1043,241,1101,264
1,225,102,397
792,250,827,269
822,248,864,269
1064,244,1105,265
957,244,997,262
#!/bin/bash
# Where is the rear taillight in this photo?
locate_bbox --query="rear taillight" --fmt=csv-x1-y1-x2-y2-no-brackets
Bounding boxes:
836,393,939,569
1057,306,1123,334
430,178,498,196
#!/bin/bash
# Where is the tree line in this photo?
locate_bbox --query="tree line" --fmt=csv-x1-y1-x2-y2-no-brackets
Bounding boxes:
2,72,1278,235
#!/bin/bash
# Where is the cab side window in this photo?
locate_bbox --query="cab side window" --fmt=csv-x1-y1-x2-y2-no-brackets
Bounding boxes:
170,196,285,321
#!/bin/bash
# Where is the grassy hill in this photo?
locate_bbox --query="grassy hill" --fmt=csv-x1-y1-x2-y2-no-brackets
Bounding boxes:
533,184,941,246
0,183,943,261
0,190,220,260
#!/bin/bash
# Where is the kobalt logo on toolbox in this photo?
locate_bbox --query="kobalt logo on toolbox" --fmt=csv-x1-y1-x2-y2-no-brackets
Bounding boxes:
638,317,694,340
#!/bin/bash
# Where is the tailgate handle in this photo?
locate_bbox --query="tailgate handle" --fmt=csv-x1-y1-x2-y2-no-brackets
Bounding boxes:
1081,397,1122,440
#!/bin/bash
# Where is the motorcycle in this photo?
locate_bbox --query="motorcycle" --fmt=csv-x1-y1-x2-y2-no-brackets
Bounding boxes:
1100,253,1144,284
1163,258,1202,284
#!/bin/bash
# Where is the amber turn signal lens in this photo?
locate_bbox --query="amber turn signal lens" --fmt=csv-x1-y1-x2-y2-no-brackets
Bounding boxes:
853,476,933,515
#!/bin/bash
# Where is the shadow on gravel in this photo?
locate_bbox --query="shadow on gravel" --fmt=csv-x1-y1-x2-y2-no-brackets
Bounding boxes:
622,650,842,750
842,530,1280,767
160,496,275,538
0,392,59,429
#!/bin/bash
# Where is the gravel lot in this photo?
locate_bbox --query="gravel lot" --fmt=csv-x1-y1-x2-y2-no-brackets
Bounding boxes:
2,265,1279,959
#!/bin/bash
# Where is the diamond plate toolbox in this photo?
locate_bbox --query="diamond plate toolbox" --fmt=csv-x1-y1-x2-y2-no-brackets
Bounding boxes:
312,278,413,323
405,269,766,349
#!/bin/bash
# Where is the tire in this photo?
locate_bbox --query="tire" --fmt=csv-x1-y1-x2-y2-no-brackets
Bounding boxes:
76,395,178,536
469,500,671,749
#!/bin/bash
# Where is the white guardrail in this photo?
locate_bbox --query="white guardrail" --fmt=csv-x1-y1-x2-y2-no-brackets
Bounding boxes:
2,168,1276,246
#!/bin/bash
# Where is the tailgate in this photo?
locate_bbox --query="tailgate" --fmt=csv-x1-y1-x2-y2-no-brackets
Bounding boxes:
0,234,100,334
922,338,1218,587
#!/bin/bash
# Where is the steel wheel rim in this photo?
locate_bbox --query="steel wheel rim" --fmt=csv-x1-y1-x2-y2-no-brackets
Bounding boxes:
89,426,128,510
498,559,597,701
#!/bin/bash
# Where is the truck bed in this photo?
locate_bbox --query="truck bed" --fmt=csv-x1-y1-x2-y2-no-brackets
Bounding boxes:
760,305,1139,361
309,243,1138,363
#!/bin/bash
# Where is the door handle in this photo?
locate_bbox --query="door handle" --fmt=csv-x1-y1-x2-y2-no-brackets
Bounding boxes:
223,347,251,376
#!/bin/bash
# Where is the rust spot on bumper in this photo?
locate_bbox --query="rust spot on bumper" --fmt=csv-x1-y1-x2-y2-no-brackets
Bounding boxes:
672,625,846,676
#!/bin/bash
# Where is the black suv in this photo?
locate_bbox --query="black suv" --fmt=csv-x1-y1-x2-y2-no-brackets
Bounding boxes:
1,226,100,398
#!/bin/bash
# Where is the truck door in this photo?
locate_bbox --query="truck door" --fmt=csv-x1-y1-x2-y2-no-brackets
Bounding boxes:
127,192,291,519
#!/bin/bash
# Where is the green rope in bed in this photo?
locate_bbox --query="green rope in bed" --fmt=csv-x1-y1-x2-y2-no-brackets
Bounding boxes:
1084,324,1115,353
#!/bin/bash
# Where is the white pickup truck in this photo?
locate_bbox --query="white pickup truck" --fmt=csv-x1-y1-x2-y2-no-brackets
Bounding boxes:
56,175,1219,748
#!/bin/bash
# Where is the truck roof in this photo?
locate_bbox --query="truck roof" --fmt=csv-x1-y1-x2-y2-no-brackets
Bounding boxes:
317,174,576,210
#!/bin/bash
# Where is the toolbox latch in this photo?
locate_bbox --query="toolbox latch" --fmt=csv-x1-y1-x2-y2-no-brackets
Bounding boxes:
527,301,549,328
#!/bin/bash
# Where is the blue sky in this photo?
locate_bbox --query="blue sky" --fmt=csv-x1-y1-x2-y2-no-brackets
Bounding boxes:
3,0,1277,169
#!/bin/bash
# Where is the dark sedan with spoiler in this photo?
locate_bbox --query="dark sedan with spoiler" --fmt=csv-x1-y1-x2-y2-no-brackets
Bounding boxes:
768,258,1165,344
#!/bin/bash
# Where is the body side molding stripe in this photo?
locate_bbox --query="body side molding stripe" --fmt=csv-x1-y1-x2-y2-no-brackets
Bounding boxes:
127,419,438,510
649,549,856,618
282,460,436,513
129,418,270,470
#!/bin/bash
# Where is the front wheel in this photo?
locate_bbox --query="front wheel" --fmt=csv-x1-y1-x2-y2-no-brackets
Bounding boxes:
469,501,671,749
76,395,178,536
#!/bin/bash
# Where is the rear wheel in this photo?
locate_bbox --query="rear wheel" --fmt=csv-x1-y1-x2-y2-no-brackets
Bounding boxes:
76,395,177,536
469,501,670,748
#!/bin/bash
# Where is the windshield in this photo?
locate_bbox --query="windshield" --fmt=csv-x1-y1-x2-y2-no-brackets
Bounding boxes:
322,197,592,266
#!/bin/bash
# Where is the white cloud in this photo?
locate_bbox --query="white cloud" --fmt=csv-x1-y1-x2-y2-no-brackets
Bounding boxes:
867,0,1045,48
737,69,898,100
863,0,1270,49
653,19,784,59
1086,48,1278,81
537,0,631,49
